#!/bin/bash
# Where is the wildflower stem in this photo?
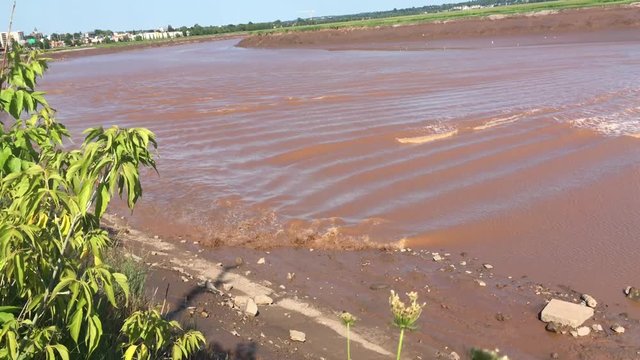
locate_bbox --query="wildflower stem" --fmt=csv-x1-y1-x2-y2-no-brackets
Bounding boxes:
396,328,405,360
347,323,351,360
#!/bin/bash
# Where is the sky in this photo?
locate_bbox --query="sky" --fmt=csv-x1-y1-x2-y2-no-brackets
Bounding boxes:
1,0,446,34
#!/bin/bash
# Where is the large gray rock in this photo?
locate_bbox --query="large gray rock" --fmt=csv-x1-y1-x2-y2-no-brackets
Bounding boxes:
540,299,594,328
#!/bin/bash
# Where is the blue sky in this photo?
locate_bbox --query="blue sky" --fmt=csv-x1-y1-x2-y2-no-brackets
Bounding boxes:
1,0,445,34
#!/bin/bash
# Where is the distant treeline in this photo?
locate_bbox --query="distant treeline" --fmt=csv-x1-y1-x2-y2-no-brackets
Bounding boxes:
183,0,553,35
51,0,554,41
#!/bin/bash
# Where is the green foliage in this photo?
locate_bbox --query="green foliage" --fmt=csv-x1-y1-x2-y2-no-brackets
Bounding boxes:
121,309,205,360
0,45,204,359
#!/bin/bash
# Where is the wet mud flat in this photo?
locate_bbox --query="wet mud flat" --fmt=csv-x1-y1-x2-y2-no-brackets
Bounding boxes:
41,7,640,358
238,5,640,50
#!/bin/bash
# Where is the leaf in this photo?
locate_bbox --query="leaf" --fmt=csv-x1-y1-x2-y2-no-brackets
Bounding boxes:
123,345,138,360
0,306,21,313
23,92,34,113
7,158,21,173
0,88,14,112
87,314,102,354
94,183,109,217
102,278,117,307
68,307,83,343
9,90,24,119
14,254,25,287
45,344,69,360
31,91,49,107
0,312,15,324
7,331,17,359
77,180,94,214
172,344,184,360
0,147,11,169
113,272,130,305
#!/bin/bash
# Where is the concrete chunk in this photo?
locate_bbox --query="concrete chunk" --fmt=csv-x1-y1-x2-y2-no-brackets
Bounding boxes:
254,294,274,305
540,299,594,328
244,298,259,317
289,330,306,342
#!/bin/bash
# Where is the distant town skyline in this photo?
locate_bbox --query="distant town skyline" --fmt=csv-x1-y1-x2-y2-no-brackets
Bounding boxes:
1,0,445,34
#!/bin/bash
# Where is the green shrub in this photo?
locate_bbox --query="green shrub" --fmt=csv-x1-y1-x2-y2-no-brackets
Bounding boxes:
0,45,205,359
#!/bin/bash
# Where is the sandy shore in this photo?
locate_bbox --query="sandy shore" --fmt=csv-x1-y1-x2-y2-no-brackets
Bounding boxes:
238,5,640,50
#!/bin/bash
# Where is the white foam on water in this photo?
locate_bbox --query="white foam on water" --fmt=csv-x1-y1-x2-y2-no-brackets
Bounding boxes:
569,107,640,137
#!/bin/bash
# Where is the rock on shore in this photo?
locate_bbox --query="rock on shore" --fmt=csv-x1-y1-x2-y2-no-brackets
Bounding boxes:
540,299,594,328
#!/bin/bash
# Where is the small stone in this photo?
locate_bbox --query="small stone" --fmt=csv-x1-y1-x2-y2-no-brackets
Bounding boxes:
483,264,494,270
254,295,274,305
580,294,597,308
449,351,460,360
287,272,296,281
235,257,244,266
369,283,389,291
459,261,467,266
591,324,603,332
245,271,251,276
200,310,210,318
611,324,625,334
625,286,640,301
222,283,233,292
546,322,570,334
231,330,240,337
540,299,594,328
475,279,487,287
433,254,443,262
244,298,259,316
550,352,559,359
576,326,591,337
546,322,558,333
289,330,306,342
495,313,510,322
153,235,159,239
180,276,189,283
257,257,266,265
279,284,286,290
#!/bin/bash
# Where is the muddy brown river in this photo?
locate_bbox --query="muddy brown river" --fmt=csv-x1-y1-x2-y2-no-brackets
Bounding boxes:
43,29,639,312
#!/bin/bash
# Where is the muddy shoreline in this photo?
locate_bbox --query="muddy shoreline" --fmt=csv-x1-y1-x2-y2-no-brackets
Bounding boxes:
238,5,640,50
46,34,244,61
106,214,640,359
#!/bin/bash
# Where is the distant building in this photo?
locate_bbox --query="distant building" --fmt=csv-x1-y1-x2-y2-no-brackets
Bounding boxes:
0,31,25,48
139,30,183,41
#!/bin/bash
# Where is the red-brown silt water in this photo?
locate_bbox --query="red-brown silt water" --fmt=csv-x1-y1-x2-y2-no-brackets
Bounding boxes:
42,30,639,309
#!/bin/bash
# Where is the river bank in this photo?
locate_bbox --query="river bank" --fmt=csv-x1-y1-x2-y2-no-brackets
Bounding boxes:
46,34,244,61
106,214,640,359
238,4,640,50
